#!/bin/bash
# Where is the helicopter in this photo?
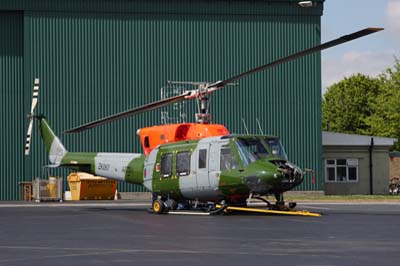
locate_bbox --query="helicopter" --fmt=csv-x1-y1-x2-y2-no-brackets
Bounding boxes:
25,28,382,214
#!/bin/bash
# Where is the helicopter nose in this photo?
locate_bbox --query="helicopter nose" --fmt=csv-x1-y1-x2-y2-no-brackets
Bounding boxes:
270,160,304,184
243,170,275,194
278,162,303,182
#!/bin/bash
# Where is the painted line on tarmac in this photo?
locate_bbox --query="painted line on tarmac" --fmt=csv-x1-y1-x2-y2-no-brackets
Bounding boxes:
0,245,309,263
168,211,210,216
297,202,400,205
1,201,398,208
298,205,332,210
0,202,150,208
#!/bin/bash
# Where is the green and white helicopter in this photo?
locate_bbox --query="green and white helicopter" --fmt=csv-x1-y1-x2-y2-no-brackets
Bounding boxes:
25,28,382,214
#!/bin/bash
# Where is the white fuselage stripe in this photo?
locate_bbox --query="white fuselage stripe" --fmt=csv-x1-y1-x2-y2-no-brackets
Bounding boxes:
94,153,142,181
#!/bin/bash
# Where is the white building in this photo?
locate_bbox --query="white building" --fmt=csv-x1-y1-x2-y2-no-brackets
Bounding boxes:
323,132,397,195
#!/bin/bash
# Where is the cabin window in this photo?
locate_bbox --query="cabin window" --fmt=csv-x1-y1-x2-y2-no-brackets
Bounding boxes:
220,145,239,171
144,136,150,148
325,159,358,182
198,149,207,169
176,151,191,176
161,153,173,178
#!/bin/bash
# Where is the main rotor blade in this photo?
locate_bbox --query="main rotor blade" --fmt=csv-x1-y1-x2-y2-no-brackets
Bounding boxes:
64,28,383,134
64,92,190,134
208,28,383,89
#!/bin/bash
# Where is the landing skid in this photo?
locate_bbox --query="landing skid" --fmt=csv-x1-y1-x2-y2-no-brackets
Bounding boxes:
148,198,320,217
148,203,227,216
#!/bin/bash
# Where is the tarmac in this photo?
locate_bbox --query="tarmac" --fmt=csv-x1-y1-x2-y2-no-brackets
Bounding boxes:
1,200,400,266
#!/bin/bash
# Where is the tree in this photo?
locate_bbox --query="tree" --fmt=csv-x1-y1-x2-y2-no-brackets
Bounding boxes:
322,74,382,135
366,60,400,150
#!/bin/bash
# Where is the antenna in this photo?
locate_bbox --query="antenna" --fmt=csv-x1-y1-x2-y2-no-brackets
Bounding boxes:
256,118,264,135
160,84,186,124
242,118,249,134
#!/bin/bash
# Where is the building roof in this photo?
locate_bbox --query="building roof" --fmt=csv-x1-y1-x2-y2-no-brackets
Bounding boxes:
323,131,397,146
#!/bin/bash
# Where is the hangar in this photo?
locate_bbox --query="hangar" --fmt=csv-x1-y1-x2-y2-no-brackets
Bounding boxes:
0,0,324,200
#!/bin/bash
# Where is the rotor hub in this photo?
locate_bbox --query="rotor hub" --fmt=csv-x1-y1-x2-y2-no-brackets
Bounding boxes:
195,84,212,124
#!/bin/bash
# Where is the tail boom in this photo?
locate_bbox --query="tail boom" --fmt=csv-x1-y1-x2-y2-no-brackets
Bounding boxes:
60,152,145,184
39,118,145,185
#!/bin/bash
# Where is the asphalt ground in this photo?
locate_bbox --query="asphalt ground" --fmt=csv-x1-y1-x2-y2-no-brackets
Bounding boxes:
1,201,400,266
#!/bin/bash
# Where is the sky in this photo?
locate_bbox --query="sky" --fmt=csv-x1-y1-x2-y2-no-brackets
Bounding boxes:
321,0,400,94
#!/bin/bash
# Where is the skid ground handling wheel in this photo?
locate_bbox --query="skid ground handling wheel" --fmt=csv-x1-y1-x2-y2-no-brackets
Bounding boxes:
152,199,166,214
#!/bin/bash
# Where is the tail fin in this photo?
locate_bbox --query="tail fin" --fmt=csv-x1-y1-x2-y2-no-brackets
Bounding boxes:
39,117,67,166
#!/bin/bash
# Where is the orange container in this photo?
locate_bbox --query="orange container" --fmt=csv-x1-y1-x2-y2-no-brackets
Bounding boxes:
68,172,117,200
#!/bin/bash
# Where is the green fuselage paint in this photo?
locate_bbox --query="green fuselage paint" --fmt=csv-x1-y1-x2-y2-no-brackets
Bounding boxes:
125,156,145,184
39,119,305,204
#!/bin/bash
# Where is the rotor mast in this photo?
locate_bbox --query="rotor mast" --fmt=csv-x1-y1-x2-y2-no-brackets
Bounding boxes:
168,81,213,124
196,93,211,123
194,83,211,124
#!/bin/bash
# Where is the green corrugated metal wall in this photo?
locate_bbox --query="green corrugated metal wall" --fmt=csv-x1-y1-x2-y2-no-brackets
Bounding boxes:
1,0,323,200
0,12,24,200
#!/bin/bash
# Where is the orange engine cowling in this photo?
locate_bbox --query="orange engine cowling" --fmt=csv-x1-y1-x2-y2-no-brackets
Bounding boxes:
137,123,230,155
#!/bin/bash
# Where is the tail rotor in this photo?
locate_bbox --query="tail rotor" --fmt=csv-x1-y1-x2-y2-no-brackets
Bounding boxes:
25,78,39,156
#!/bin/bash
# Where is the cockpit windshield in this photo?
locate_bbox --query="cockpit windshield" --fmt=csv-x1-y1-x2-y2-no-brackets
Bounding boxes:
235,138,269,166
263,138,288,160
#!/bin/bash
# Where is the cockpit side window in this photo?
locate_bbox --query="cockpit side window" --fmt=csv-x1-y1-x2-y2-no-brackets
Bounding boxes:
220,145,239,171
160,153,173,178
176,151,191,176
264,138,288,160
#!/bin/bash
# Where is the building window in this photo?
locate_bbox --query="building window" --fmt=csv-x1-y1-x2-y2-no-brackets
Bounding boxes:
161,153,173,178
325,159,358,182
176,151,191,176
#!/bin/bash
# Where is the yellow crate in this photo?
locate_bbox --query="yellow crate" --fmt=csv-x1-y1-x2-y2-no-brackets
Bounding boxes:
68,172,117,200
32,177,63,202
47,177,58,198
